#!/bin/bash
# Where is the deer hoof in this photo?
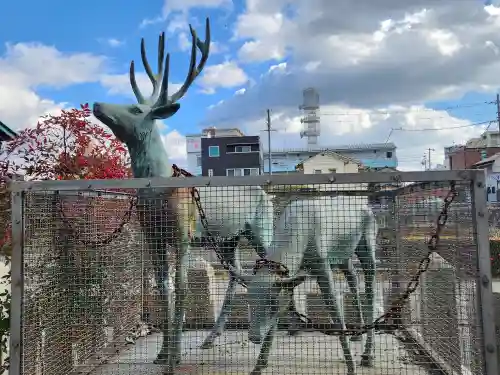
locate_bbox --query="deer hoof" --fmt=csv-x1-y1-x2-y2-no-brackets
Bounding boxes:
200,340,214,349
153,357,168,365
153,356,181,365
287,327,301,336
360,354,374,367
153,351,178,365
250,368,264,375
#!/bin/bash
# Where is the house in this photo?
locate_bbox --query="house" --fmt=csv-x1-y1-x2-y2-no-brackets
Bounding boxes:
200,135,262,176
445,131,500,169
294,151,367,191
0,121,17,150
471,152,500,202
295,150,363,174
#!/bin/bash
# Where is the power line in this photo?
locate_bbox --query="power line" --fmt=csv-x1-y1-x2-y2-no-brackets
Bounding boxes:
393,120,493,132
199,101,495,128
320,101,494,116
496,93,500,134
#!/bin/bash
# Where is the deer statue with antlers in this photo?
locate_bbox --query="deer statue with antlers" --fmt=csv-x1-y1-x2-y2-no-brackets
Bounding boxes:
93,19,210,372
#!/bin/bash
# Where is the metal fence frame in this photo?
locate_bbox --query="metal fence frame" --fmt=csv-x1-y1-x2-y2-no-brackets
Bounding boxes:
8,169,499,375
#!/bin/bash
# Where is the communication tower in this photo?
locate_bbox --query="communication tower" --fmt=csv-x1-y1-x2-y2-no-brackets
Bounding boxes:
299,87,320,146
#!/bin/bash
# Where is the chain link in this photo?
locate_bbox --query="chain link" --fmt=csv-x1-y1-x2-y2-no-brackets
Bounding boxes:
171,164,458,337
171,165,249,287
301,180,458,337
56,191,137,246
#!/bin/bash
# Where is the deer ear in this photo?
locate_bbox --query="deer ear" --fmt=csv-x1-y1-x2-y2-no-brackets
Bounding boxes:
151,103,181,120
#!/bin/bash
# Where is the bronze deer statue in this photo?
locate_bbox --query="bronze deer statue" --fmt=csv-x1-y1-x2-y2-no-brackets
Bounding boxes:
93,19,210,373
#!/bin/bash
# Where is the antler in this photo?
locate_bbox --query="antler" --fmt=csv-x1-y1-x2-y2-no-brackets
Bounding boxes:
168,18,211,104
129,18,211,108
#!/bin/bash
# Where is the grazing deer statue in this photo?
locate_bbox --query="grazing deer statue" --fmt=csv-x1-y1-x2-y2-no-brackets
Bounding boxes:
226,196,378,375
93,19,210,373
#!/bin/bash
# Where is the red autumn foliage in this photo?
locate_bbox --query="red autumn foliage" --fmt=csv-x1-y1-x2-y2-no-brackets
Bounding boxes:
0,103,133,254
2,103,131,180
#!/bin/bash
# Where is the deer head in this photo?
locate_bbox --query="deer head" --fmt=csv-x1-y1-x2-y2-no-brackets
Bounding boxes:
93,18,210,154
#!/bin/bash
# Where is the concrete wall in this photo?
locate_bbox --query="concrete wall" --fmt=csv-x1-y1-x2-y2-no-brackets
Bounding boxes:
301,153,359,174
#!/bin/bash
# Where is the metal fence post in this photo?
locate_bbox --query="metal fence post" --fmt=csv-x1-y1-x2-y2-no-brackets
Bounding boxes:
9,190,24,375
471,170,499,375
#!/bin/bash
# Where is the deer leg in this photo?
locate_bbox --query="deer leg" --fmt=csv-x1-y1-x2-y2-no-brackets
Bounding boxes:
338,258,363,342
168,243,190,371
357,228,377,367
201,274,238,348
201,236,241,348
152,252,174,366
244,223,304,336
166,195,196,371
243,223,267,259
315,263,356,375
250,321,277,375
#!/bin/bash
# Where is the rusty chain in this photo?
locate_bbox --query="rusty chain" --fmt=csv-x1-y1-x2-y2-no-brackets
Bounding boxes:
172,164,250,287
172,166,459,337
56,191,137,246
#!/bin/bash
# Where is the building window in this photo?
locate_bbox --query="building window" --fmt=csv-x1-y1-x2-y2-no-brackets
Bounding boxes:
386,151,393,158
196,155,202,167
244,168,259,176
208,145,220,157
227,168,259,176
235,145,252,153
314,169,322,174
328,168,337,173
208,169,213,177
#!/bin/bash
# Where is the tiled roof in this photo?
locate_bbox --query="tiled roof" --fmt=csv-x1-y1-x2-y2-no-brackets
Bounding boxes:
270,142,396,154
296,150,363,169
472,152,500,168
0,121,17,141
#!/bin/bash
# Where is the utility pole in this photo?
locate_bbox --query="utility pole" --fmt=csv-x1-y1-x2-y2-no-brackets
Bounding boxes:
261,109,276,175
496,93,500,134
426,148,435,170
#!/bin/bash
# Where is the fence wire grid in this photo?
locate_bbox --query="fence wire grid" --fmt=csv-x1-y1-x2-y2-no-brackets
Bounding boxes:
9,171,498,375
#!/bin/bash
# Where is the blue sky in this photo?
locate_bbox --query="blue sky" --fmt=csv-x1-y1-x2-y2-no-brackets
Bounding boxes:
0,0,243,135
1,0,500,169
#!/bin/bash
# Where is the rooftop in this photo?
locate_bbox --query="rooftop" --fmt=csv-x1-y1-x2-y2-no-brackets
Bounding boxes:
297,150,362,168
0,121,17,141
186,127,245,137
471,152,500,168
267,142,397,154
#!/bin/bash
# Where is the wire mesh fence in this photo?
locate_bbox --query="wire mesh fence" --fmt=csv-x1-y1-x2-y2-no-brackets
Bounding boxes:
9,171,498,375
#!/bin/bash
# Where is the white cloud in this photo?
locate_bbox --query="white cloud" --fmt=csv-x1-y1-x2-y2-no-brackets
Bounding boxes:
100,38,125,48
100,73,183,101
0,43,106,89
199,61,248,94
179,32,228,55
162,129,187,167
178,32,192,51
0,40,190,181
0,42,107,130
141,0,233,28
210,41,228,54
237,105,489,171
0,85,63,131
203,1,500,170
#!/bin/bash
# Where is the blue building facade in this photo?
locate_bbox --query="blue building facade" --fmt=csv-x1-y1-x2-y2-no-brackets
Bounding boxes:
262,143,397,173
